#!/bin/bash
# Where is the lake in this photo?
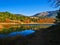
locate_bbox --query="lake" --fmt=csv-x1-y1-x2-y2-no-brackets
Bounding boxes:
0,24,54,38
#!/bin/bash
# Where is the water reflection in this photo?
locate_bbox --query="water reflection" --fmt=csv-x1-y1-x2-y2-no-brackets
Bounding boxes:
0,30,35,38
0,24,54,38
8,30,35,37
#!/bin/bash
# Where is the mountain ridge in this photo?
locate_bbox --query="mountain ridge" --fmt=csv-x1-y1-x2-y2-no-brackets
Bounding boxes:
32,10,58,18
0,10,58,18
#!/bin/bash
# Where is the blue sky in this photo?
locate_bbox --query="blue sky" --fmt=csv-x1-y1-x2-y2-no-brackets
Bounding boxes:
0,0,59,16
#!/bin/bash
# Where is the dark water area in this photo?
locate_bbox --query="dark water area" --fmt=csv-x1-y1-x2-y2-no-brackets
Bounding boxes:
0,30,35,38
8,30,35,37
0,24,54,38
0,24,60,45
20,24,54,26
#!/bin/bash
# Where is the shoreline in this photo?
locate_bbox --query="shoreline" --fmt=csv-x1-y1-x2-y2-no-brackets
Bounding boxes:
0,23,54,29
0,23,54,25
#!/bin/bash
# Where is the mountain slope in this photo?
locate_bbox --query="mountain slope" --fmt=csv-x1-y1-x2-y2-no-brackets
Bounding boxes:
33,10,58,18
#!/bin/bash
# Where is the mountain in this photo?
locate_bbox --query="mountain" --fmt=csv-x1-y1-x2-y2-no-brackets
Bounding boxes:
33,10,58,18
15,14,26,16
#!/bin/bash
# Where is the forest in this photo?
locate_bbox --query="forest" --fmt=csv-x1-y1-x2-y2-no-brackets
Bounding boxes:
0,12,55,24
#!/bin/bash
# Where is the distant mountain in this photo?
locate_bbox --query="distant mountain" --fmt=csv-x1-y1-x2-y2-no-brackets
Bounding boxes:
33,10,58,18
15,14,25,16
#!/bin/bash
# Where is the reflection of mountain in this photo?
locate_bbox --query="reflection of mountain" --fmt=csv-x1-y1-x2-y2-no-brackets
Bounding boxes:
33,10,58,18
0,24,60,45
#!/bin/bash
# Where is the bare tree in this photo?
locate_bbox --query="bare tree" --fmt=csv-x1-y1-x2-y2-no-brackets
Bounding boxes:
49,0,60,23
49,0,60,7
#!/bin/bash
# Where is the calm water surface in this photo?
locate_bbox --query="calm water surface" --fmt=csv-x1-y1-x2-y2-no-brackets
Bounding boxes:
0,24,54,38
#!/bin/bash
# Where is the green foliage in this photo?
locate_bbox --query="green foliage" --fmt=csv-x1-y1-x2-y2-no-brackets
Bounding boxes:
0,11,55,23
0,12,30,22
57,10,60,19
56,9,60,23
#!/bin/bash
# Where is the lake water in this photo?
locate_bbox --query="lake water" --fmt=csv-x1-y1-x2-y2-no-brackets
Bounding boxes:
0,30,35,38
0,24,54,38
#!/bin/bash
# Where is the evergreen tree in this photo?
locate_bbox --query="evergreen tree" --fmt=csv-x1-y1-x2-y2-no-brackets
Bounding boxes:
56,9,60,23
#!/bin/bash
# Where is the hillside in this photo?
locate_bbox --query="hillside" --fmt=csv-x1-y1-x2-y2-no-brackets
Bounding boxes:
0,11,56,24
0,12,30,23
33,10,58,18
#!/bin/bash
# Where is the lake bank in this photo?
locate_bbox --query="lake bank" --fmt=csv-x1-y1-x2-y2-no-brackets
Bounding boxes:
0,22,54,24
0,23,54,29
0,23,54,33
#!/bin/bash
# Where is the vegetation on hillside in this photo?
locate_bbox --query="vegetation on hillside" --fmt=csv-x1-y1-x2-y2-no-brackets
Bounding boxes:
0,12,55,24
0,12,30,23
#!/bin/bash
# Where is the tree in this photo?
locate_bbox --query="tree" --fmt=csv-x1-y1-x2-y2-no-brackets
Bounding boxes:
49,0,60,23
56,9,60,23
49,0,60,7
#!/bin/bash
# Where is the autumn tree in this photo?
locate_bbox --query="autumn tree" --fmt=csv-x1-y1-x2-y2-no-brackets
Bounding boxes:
49,0,60,23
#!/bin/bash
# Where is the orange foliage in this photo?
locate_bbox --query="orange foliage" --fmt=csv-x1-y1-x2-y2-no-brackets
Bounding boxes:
4,24,10,28
37,18,55,23
5,18,10,23
24,19,31,23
